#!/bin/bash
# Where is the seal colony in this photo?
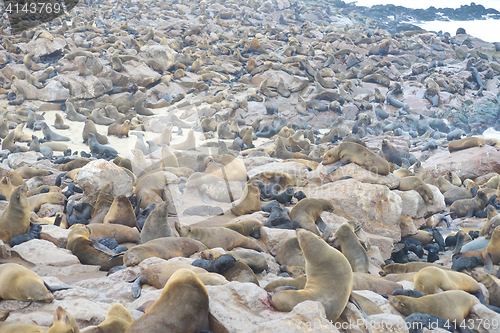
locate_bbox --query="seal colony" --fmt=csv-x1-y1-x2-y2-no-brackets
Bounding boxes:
0,0,500,331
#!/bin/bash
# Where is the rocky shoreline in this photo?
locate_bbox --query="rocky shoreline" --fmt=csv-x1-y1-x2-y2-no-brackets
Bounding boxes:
0,0,500,332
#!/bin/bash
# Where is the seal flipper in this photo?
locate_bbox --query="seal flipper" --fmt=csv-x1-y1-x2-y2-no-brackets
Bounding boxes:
321,226,332,241
326,158,347,176
44,281,71,293
132,273,149,298
349,294,370,321
90,240,117,256
472,290,486,304
484,252,493,275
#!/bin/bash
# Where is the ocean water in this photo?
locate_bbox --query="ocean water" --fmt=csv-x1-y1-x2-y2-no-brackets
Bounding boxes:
346,1,500,43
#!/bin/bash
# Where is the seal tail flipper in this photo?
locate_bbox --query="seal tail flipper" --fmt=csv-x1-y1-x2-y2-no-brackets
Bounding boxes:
321,226,332,241
325,159,346,176
44,281,71,293
132,274,149,298
484,253,493,275
349,293,370,321
453,231,466,255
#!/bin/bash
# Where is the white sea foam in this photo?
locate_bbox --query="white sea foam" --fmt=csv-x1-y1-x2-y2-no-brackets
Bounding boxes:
346,1,500,43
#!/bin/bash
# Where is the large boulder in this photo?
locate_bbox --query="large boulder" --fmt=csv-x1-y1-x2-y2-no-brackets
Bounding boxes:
309,163,400,189
310,179,403,240
393,184,445,219
207,282,340,333
422,146,500,180
11,239,80,266
247,161,308,179
17,36,67,58
75,159,133,205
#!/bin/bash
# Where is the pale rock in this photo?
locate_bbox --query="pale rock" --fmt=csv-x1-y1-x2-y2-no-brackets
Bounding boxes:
399,280,415,290
310,179,403,237
367,313,409,333
394,185,445,219
198,180,244,202
75,159,133,205
56,73,113,99
17,36,67,58
207,281,287,332
422,146,500,180
469,303,500,333
399,215,419,238
247,161,308,179
353,290,401,315
366,234,394,261
228,212,267,224
71,277,135,300
259,226,296,256
7,151,42,168
38,80,71,102
37,203,65,218
244,156,276,171
40,225,71,248
310,163,400,189
107,257,168,282
320,211,349,230
30,264,101,279
367,246,385,268
122,62,162,87
252,300,340,333
12,239,79,266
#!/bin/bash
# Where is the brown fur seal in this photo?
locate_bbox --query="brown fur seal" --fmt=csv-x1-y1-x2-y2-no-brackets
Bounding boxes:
123,237,208,266
54,113,70,130
414,266,481,294
89,184,114,224
131,262,227,298
16,166,52,179
201,249,268,273
0,306,80,333
276,236,306,267
84,303,132,333
66,224,123,271
0,176,14,198
334,222,369,273
389,290,476,322
353,273,402,294
140,202,176,243
83,119,109,144
450,189,488,218
88,224,140,244
58,158,91,171
379,262,448,276
170,128,196,150
28,192,67,212
103,194,137,227
398,176,434,204
322,142,390,175
221,220,261,236
0,263,54,302
125,269,210,333
221,260,259,285
448,137,485,153
108,120,130,138
0,185,30,244
472,271,500,307
174,222,264,252
230,182,262,215
479,205,500,238
270,229,353,322
2,130,28,153
381,139,416,166
288,198,333,235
